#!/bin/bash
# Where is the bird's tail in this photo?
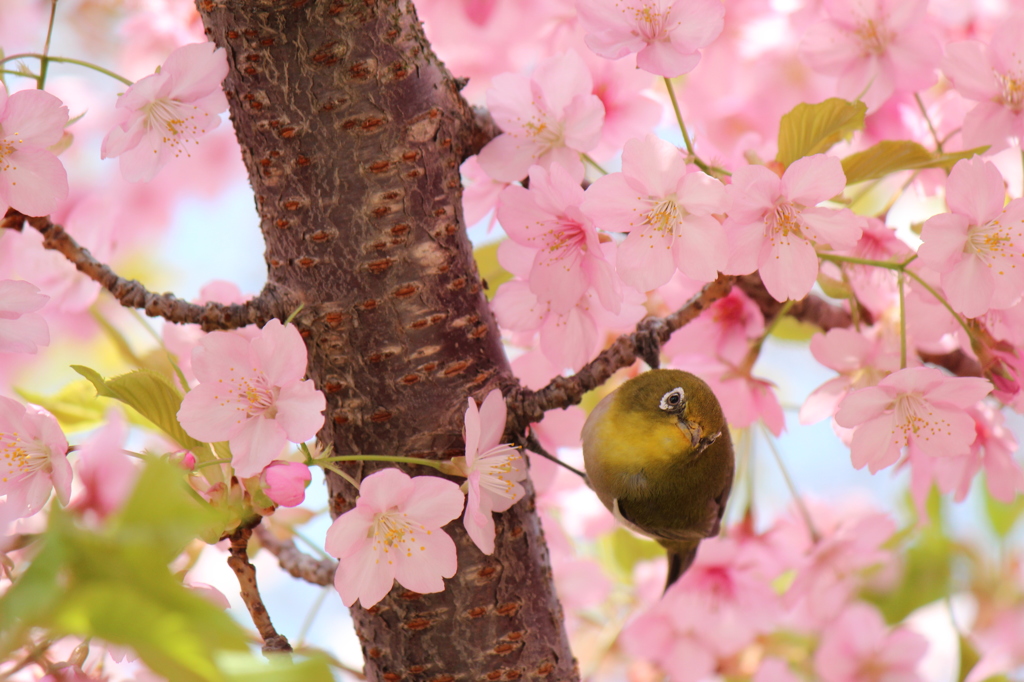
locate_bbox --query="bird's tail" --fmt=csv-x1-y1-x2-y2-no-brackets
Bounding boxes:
663,541,700,593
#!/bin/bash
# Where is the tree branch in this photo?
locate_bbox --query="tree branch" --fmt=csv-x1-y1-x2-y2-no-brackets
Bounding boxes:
510,275,736,426
1,209,280,331
227,522,293,654
255,525,336,588
735,273,854,331
459,107,502,162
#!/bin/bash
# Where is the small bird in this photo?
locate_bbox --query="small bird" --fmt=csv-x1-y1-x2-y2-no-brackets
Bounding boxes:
581,369,734,591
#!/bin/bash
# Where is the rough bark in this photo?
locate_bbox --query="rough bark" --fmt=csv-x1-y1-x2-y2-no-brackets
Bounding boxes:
196,1,577,680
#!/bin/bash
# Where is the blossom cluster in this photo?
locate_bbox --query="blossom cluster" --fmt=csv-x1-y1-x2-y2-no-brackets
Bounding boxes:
5,0,1024,680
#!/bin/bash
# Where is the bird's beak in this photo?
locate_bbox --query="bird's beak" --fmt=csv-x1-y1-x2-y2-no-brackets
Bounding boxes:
676,416,703,449
676,416,721,455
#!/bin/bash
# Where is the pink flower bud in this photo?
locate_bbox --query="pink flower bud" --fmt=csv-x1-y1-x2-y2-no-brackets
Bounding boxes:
260,460,311,507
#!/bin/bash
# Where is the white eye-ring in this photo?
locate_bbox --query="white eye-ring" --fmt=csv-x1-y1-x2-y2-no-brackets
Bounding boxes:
659,387,685,411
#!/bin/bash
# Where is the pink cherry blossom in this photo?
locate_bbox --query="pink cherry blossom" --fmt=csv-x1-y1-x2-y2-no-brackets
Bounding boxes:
663,288,764,365
577,0,725,78
0,280,49,354
834,367,993,473
260,460,312,508
671,354,785,435
800,326,900,426
800,0,942,112
827,217,914,315
0,83,69,217
941,17,1024,153
723,154,863,302
620,600,716,682
667,537,782,657
754,658,800,682
455,389,527,554
324,468,465,608
477,51,605,183
69,411,137,520
101,42,229,182
583,51,662,160
497,163,620,315
814,603,927,682
460,156,506,230
162,280,253,386
176,319,327,478
917,158,1024,318
492,240,646,371
0,397,70,518
786,511,895,623
582,134,729,292
908,402,1023,517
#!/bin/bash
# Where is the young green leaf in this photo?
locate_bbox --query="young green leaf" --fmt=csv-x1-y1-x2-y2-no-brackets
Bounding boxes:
776,98,866,168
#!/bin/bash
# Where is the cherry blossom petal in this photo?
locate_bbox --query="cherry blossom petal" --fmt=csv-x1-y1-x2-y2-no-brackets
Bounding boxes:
672,214,727,282
943,255,994,318
251,319,307,387
782,155,846,207
2,89,68,147
945,157,1006,226
333,535,394,608
230,416,288,478
392,526,459,594
757,235,818,302
403,474,467,527
0,148,69,217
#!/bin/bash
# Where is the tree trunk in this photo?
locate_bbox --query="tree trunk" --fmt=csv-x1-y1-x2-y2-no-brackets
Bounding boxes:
196,1,578,680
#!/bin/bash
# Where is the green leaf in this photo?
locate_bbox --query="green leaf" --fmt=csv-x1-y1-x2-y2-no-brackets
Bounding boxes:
776,98,866,168
817,271,853,300
769,316,818,342
54,581,244,682
983,484,1024,538
597,528,664,582
474,240,512,300
841,141,989,185
0,460,246,680
219,652,334,682
16,380,109,432
72,365,203,451
112,457,230,560
958,633,981,682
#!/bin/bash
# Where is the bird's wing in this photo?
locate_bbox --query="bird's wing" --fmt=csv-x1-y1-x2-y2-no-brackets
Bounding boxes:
612,497,715,542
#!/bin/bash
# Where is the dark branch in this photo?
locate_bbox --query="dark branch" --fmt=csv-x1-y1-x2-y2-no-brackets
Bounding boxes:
510,275,736,426
735,273,854,331
255,525,336,587
227,522,293,654
1,210,280,331
458,108,501,162
920,349,982,377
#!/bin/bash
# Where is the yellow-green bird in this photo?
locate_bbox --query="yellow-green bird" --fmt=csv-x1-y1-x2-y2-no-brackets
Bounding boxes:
581,369,734,591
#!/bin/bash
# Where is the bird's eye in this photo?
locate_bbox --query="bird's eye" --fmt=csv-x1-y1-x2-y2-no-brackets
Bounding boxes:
659,387,685,411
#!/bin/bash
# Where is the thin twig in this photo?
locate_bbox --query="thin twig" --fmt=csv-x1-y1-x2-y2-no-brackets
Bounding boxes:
255,525,336,587
510,275,736,425
227,521,293,654
1,210,278,331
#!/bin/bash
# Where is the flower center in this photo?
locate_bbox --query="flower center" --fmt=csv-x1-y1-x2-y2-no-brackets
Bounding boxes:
629,2,673,42
142,98,208,161
854,19,891,56
642,196,685,246
371,509,429,562
764,201,805,245
0,432,50,483
0,131,21,173
966,215,1024,275
893,392,950,445
476,445,522,501
994,70,1024,112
